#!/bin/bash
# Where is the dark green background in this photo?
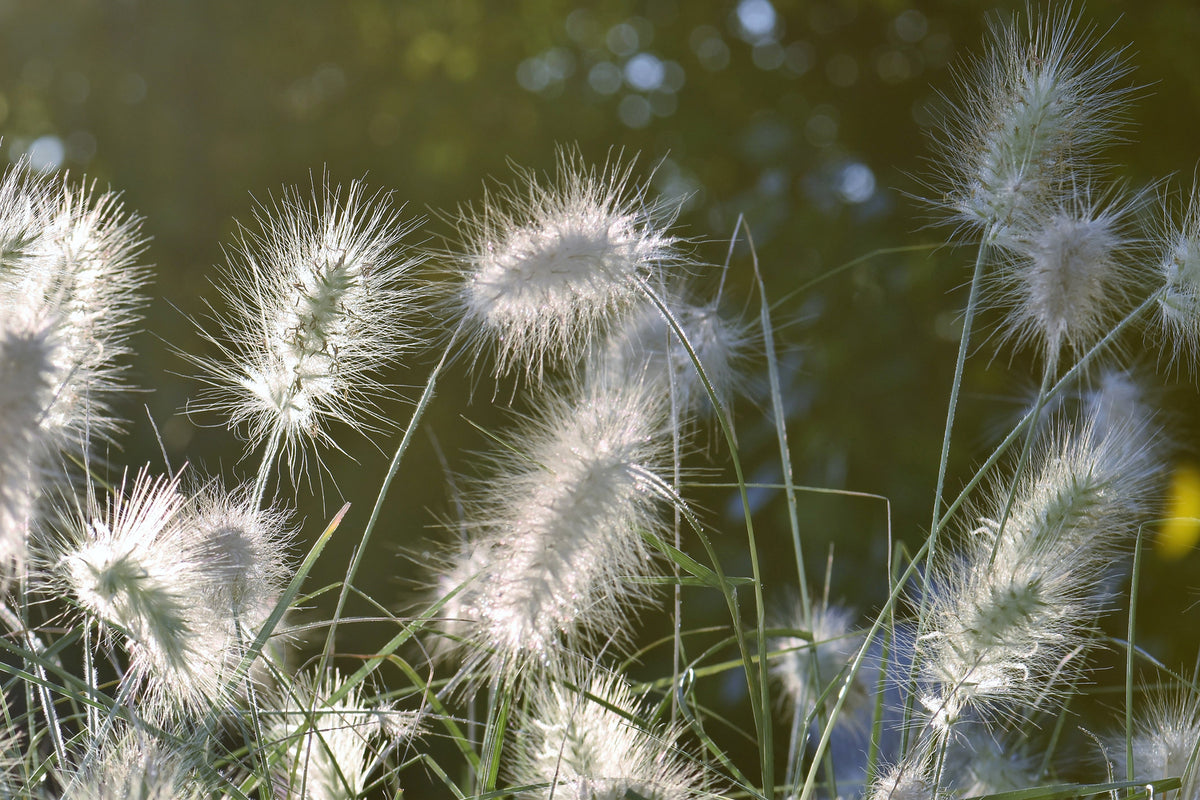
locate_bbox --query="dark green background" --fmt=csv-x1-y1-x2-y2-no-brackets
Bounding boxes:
5,0,1200,787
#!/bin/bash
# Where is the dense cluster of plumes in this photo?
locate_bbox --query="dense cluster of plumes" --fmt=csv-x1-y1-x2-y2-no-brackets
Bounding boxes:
5,7,1200,798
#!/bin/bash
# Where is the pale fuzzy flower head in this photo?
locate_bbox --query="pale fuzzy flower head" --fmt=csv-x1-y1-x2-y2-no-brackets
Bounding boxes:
991,186,1136,367
932,9,1133,238
453,373,673,681
1156,186,1200,372
867,749,940,800
0,165,147,574
592,289,750,421
769,597,864,722
56,469,196,672
270,671,421,800
1,172,148,450
50,468,290,718
511,671,707,800
33,181,148,443
187,479,293,631
1109,682,1200,800
427,538,492,660
919,407,1161,728
944,730,1038,798
61,731,201,800
1082,369,1161,463
454,149,682,380
191,178,422,480
0,314,57,578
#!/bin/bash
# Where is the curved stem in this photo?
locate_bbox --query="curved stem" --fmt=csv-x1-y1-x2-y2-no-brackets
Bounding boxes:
320,330,460,666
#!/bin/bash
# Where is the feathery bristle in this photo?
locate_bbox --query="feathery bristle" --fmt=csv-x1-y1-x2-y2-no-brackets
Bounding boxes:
510,671,707,800
454,149,681,380
933,9,1133,239
440,373,673,680
191,178,422,480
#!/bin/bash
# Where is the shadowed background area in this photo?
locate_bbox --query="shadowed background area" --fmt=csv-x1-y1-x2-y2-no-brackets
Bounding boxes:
4,0,1200,783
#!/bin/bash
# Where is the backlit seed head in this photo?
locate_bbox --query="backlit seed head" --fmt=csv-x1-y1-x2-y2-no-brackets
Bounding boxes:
511,671,707,800
453,149,682,380
190,177,422,480
991,187,1136,366
931,9,1133,240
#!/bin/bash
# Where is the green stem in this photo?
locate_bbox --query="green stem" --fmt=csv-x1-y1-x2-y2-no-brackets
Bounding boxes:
253,426,283,509
320,330,459,665
902,239,990,750
635,276,773,793
929,240,989,558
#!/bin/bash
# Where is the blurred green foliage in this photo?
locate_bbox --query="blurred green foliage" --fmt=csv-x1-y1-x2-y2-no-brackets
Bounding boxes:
5,0,1200,782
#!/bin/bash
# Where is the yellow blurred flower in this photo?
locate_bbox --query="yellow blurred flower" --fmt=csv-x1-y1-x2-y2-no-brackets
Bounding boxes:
1158,463,1200,559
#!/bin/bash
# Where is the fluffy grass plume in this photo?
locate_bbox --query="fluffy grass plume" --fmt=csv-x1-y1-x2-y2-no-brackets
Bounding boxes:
438,370,673,681
990,186,1138,367
1156,185,1200,370
933,8,1133,239
454,148,681,380
917,406,1160,732
192,178,422,482
510,670,708,800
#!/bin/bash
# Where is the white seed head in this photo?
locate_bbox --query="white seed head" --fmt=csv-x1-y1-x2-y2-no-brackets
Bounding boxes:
593,291,749,420
919,406,1160,726
933,9,1133,238
867,750,939,800
454,149,681,380
1109,683,1200,800
944,730,1038,797
770,598,864,722
60,729,201,800
0,315,57,578
0,171,148,451
0,164,147,574
51,468,294,718
428,538,492,659
57,469,195,671
448,374,672,680
187,480,293,632
511,671,706,800
1156,187,1200,371
991,187,1134,365
192,178,422,479
270,672,417,800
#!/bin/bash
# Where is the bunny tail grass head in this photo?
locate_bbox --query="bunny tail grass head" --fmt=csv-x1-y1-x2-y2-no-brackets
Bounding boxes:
0,315,57,579
1107,680,1200,798
1156,184,1200,373
917,405,1161,731
770,596,865,722
990,184,1139,368
52,468,224,715
453,148,683,381
592,287,751,422
187,478,294,632
0,164,148,575
269,671,423,800
51,467,294,718
441,371,674,683
60,729,202,800
510,670,708,800
190,177,423,482
932,8,1134,241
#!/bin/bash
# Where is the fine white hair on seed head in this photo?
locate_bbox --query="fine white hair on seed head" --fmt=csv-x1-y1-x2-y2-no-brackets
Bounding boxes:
452,147,685,381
